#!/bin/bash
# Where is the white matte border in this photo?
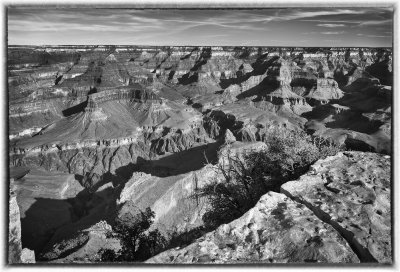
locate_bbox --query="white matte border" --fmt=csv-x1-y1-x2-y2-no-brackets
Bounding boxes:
0,1,398,271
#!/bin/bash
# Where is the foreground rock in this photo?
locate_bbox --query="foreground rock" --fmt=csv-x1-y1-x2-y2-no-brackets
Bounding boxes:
281,151,391,263
147,151,391,264
147,191,359,263
9,186,35,264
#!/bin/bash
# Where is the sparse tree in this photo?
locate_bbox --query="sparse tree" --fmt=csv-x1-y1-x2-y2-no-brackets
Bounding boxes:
99,206,166,262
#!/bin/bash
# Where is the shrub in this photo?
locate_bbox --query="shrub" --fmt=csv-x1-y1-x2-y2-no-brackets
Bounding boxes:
99,207,167,262
197,129,341,229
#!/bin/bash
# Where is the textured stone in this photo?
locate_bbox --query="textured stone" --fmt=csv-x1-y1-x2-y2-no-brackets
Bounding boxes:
9,186,36,264
9,189,23,264
20,248,36,263
147,192,359,264
281,151,391,263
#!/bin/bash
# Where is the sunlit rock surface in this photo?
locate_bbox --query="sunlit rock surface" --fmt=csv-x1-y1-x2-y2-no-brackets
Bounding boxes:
281,151,391,263
147,151,390,264
9,185,36,264
147,191,359,263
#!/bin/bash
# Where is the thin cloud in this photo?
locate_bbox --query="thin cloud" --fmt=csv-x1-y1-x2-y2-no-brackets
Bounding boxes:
317,23,346,28
321,31,345,35
302,19,360,24
280,9,366,20
366,34,391,38
358,19,392,26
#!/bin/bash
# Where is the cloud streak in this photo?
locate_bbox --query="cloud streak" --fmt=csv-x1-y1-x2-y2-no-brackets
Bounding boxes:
317,23,346,28
321,31,345,35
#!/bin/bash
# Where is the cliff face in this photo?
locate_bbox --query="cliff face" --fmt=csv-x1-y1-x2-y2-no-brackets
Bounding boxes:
147,151,391,264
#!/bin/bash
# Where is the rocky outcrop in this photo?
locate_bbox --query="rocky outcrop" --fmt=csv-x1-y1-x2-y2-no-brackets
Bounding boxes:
150,126,211,155
305,78,343,104
9,186,35,264
204,101,299,143
281,151,391,263
147,151,390,264
147,191,359,263
266,80,312,115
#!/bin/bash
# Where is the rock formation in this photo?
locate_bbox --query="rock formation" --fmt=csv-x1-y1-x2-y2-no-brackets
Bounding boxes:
9,185,35,264
147,191,359,263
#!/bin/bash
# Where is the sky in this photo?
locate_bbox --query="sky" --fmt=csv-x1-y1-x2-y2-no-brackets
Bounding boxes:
7,7,393,47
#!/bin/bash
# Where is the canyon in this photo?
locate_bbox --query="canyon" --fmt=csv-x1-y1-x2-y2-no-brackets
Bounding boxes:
8,45,392,264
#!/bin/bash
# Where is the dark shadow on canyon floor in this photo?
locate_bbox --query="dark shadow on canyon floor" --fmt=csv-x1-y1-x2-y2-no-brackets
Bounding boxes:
21,186,118,260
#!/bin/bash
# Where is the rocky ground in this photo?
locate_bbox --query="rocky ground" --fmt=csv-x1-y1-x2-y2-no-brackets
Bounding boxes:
147,151,391,264
8,46,392,264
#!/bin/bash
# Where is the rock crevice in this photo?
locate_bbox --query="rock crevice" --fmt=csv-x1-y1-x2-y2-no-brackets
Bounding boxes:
280,188,378,263
281,151,391,263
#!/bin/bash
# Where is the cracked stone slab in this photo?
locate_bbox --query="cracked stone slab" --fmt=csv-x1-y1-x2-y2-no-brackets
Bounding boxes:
281,151,391,263
147,191,359,263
